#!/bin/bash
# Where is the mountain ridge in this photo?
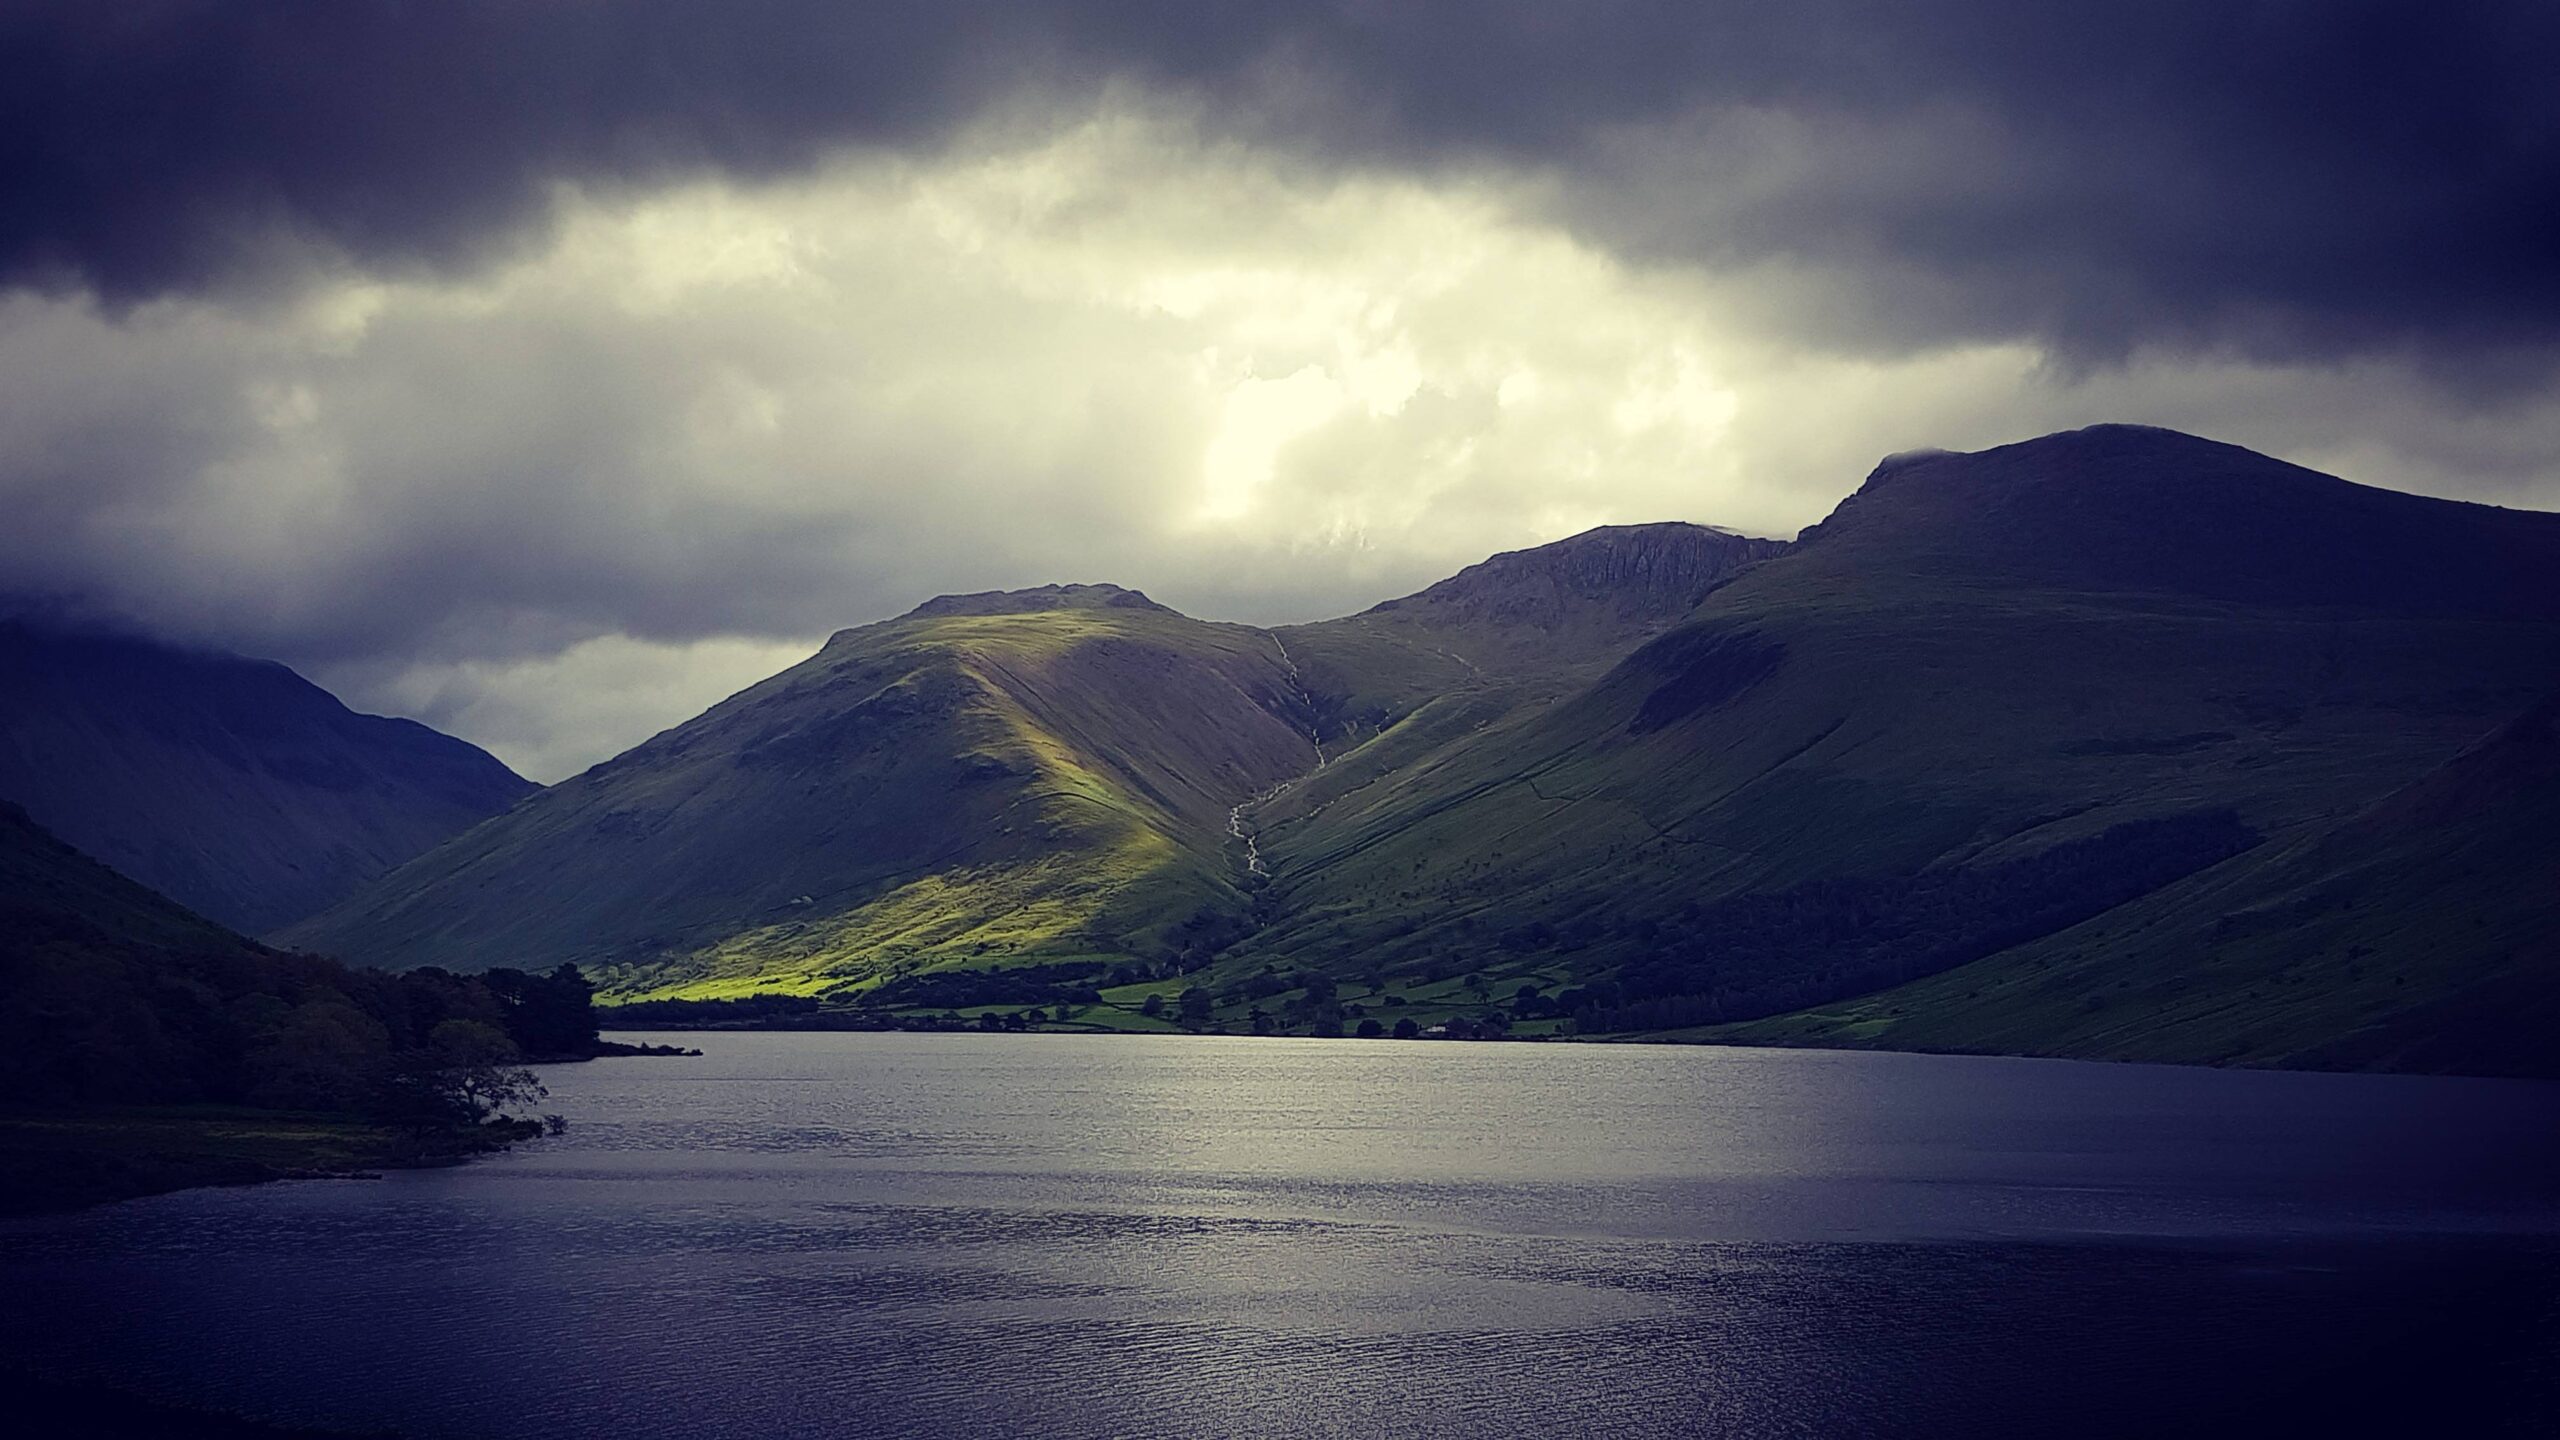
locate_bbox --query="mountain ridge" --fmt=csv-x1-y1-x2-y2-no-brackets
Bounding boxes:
274,426,2560,1073
0,618,534,933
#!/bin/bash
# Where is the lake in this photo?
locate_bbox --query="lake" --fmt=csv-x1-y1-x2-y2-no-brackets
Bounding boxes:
5,1033,2557,1437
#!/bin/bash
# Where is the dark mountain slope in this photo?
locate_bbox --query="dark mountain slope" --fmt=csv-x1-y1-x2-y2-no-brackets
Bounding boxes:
0,799,253,965
1723,692,2560,1076
1801,426,2560,617
1225,427,2560,1061
0,620,534,934
283,587,1319,994
0,801,605,1210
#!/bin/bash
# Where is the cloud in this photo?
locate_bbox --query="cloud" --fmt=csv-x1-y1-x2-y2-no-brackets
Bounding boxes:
320,632,827,785
3,101,2557,780
5,3,2554,371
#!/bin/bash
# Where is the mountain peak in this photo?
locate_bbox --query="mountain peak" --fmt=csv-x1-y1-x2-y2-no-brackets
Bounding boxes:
1370,522,1786,622
1855,424,2250,489
1795,424,2560,619
903,583,1172,621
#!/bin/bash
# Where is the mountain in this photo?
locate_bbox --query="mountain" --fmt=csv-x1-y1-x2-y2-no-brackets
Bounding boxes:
0,796,255,967
0,619,534,934
1215,426,2560,1065
1,795,296,1113
289,426,2560,1072
282,585,1321,993
1277,522,1787,738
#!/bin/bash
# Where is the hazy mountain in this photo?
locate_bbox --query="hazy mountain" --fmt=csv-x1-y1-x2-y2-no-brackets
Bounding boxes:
282,586,1319,991
0,620,534,933
0,798,255,965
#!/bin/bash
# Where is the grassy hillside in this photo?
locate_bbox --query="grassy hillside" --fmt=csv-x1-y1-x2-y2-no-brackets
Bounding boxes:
1713,693,2560,1076
1197,427,2560,1061
0,617,532,932
283,586,1320,997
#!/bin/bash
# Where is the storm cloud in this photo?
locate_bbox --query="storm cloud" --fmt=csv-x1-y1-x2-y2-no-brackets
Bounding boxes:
2,3,2556,778
8,2,2556,363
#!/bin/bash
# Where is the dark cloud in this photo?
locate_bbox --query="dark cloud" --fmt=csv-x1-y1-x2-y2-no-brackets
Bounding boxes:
5,2,2559,779
3,2,2555,365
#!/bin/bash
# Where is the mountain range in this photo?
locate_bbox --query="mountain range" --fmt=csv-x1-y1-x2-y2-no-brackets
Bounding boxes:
11,425,2557,1075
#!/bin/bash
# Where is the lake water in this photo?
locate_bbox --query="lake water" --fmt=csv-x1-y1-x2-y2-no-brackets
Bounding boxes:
5,1033,2558,1437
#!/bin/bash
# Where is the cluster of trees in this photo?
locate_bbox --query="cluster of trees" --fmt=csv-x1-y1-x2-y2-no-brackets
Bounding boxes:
1,908,598,1129
1167,905,1253,967
1571,810,2258,1032
600,993,830,1027
860,960,1109,1011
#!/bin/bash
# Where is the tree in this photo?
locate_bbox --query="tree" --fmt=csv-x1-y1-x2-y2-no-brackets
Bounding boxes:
248,997,393,1112
1177,986,1213,1024
1392,1017,1420,1039
1356,1018,1385,1038
381,1020,547,1128
480,964,600,1058
1141,993,1166,1018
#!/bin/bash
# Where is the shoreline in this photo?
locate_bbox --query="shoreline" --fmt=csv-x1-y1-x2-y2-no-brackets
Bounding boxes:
1,1044,702,1219
1,1044,702,1218
594,1021,2560,1084
0,1106,546,1218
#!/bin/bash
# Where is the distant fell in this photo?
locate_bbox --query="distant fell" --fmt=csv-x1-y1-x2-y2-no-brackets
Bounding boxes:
0,799,254,962
1369,521,1786,627
0,619,533,934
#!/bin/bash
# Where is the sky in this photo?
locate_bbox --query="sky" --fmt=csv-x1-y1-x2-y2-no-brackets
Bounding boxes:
4,2,2556,782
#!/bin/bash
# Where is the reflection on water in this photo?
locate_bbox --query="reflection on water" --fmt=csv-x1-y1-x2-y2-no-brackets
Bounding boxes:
5,1034,2557,1437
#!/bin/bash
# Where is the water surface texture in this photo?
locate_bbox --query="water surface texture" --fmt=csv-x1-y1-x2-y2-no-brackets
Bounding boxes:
7,1035,2558,1437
